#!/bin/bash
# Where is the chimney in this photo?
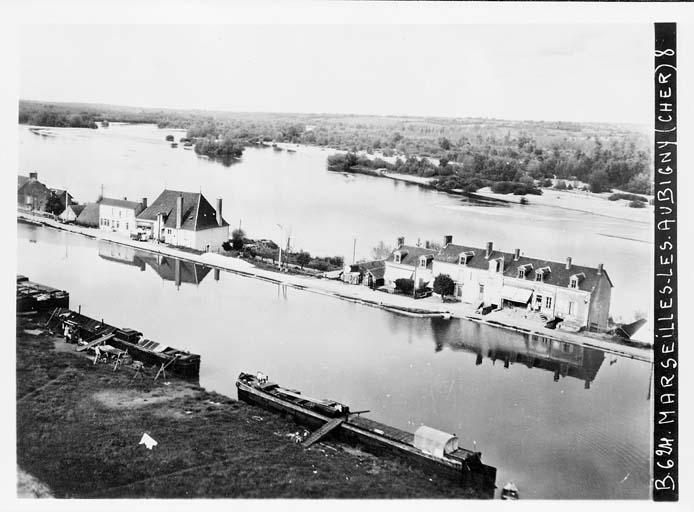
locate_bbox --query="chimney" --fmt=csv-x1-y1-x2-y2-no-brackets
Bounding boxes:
444,235,453,246
397,236,405,247
485,241,493,259
142,197,148,210
514,248,520,261
425,240,430,249
216,198,223,227
29,172,38,180
176,195,183,229
566,257,572,270
597,263,603,275
123,196,127,201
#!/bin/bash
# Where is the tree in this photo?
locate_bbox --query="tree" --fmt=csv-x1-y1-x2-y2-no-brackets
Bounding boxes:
296,251,311,269
395,278,414,295
45,194,65,215
588,169,610,193
371,241,393,260
439,137,451,151
433,274,455,301
165,135,174,142
231,228,245,250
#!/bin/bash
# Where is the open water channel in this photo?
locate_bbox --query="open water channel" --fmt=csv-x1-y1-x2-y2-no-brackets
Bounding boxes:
18,124,652,498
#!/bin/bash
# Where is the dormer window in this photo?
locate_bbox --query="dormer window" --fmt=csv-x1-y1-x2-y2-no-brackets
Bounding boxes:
569,272,585,289
393,251,402,264
488,257,504,273
535,266,551,282
517,263,533,279
419,256,427,268
458,251,474,265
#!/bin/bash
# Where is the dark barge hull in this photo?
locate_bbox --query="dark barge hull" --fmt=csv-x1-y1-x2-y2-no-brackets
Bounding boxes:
236,377,496,495
46,308,200,379
108,338,200,378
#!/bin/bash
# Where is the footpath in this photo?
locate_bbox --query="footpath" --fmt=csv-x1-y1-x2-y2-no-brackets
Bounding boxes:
18,211,652,364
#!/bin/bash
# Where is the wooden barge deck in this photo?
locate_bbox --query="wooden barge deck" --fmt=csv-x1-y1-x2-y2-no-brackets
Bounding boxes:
236,372,496,495
16,276,69,313
44,308,200,378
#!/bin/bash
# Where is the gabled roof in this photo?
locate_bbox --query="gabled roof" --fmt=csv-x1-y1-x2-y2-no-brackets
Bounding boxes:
75,202,100,227
137,189,228,231
388,245,437,267
69,204,86,217
435,243,612,292
366,266,386,280
18,175,30,189
100,197,145,213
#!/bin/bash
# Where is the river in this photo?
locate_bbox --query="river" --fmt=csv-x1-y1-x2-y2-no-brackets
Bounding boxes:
18,123,652,499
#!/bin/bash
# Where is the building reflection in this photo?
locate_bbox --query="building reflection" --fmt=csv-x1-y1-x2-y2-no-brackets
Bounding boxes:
98,240,213,288
431,318,605,389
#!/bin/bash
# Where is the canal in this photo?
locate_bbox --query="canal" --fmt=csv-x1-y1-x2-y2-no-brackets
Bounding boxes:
17,222,651,499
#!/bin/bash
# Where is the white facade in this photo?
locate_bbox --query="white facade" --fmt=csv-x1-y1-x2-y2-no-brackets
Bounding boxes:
99,204,139,235
157,224,229,252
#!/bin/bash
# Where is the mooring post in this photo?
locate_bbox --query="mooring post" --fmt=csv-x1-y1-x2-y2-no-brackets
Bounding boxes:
78,304,81,315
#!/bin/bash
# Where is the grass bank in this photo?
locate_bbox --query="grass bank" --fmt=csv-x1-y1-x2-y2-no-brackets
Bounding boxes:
16,316,484,499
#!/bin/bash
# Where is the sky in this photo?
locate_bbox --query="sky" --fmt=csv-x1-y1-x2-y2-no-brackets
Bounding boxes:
19,24,652,124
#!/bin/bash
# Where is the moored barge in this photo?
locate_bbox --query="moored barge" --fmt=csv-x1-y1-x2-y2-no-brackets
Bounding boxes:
236,372,497,495
46,308,200,378
17,276,69,313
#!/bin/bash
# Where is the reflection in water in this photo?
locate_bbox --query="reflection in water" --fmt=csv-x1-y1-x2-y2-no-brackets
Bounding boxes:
98,240,212,288
431,318,604,389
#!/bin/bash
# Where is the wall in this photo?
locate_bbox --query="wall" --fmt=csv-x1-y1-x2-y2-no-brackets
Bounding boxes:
99,205,139,234
162,225,229,252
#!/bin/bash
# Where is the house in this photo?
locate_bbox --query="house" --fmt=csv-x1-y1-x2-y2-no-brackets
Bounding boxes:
18,172,52,211
383,237,437,291
75,202,100,227
136,189,229,252
50,188,76,212
342,260,386,288
432,235,613,331
59,204,85,223
99,197,147,235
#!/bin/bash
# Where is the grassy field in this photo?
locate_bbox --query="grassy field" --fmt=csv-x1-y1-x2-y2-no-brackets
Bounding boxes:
16,316,486,499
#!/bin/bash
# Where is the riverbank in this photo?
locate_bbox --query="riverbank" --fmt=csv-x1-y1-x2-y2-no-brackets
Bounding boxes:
16,315,483,498
17,211,652,363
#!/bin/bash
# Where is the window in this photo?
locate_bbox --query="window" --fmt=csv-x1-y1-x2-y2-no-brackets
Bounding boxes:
518,268,525,278
167,229,172,235
545,296,552,309
479,284,484,295
394,253,401,264
125,223,128,231
535,272,542,282
420,258,427,268
570,278,578,289
568,301,575,315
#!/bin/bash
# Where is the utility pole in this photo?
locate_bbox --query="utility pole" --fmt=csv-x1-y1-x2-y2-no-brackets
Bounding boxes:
276,224,283,269
352,238,357,264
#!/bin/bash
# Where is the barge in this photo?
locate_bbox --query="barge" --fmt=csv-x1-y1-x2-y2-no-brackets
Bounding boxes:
236,372,497,495
17,276,69,313
46,308,200,378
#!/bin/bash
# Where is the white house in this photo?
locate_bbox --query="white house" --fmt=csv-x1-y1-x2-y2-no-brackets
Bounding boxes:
383,237,437,291
432,236,613,331
136,189,229,252
99,197,147,235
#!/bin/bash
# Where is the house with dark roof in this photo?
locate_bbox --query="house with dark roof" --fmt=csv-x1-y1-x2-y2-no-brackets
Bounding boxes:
75,202,100,227
98,197,147,235
432,235,613,331
383,237,437,291
17,172,52,211
136,189,229,252
342,260,386,288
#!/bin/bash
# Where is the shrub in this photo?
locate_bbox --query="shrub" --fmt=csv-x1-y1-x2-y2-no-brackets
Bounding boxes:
165,135,174,142
554,180,567,190
222,240,232,252
608,193,647,203
629,200,646,208
433,274,455,301
395,278,414,295
296,251,311,268
231,228,246,250
308,259,330,272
